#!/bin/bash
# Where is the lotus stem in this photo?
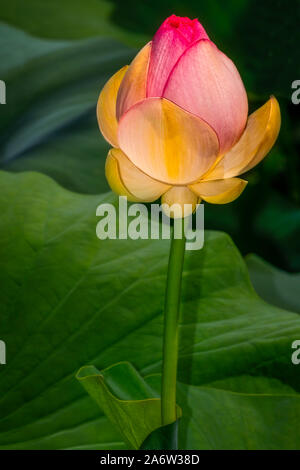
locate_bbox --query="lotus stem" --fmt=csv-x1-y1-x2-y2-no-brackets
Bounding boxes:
161,218,186,425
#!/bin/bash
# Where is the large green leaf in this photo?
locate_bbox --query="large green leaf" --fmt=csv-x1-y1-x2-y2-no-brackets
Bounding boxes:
246,254,300,314
0,23,133,193
145,374,300,450
0,171,300,449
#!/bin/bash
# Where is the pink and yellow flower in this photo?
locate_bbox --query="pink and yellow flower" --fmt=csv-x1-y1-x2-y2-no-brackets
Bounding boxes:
97,15,281,217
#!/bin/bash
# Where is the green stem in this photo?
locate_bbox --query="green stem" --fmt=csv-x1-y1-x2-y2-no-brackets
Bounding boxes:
161,219,186,425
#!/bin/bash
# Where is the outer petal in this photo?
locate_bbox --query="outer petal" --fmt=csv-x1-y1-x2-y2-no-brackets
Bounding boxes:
163,39,248,153
161,186,199,218
116,43,151,120
147,15,208,97
203,96,281,180
106,148,170,202
189,178,247,204
97,66,128,147
118,97,219,185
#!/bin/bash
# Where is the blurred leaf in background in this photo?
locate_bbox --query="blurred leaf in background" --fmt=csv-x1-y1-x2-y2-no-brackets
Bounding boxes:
0,0,147,45
246,254,300,314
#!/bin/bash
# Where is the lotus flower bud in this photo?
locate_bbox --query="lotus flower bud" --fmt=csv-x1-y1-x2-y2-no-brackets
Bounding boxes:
97,15,281,217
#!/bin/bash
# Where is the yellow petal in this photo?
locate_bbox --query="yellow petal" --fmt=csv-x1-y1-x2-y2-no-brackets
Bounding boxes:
97,66,128,147
116,43,151,120
241,96,281,173
105,149,138,201
203,96,281,180
189,178,247,204
106,148,170,202
161,186,199,218
118,97,219,185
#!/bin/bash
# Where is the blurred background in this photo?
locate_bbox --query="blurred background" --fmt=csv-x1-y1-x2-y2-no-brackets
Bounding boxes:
0,0,299,273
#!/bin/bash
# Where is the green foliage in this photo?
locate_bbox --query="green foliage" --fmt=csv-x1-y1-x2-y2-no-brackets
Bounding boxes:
254,192,300,272
246,254,300,314
0,1,147,45
0,171,300,449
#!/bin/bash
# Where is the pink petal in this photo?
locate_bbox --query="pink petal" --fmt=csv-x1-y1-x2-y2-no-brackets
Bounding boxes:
163,39,248,153
147,15,208,98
